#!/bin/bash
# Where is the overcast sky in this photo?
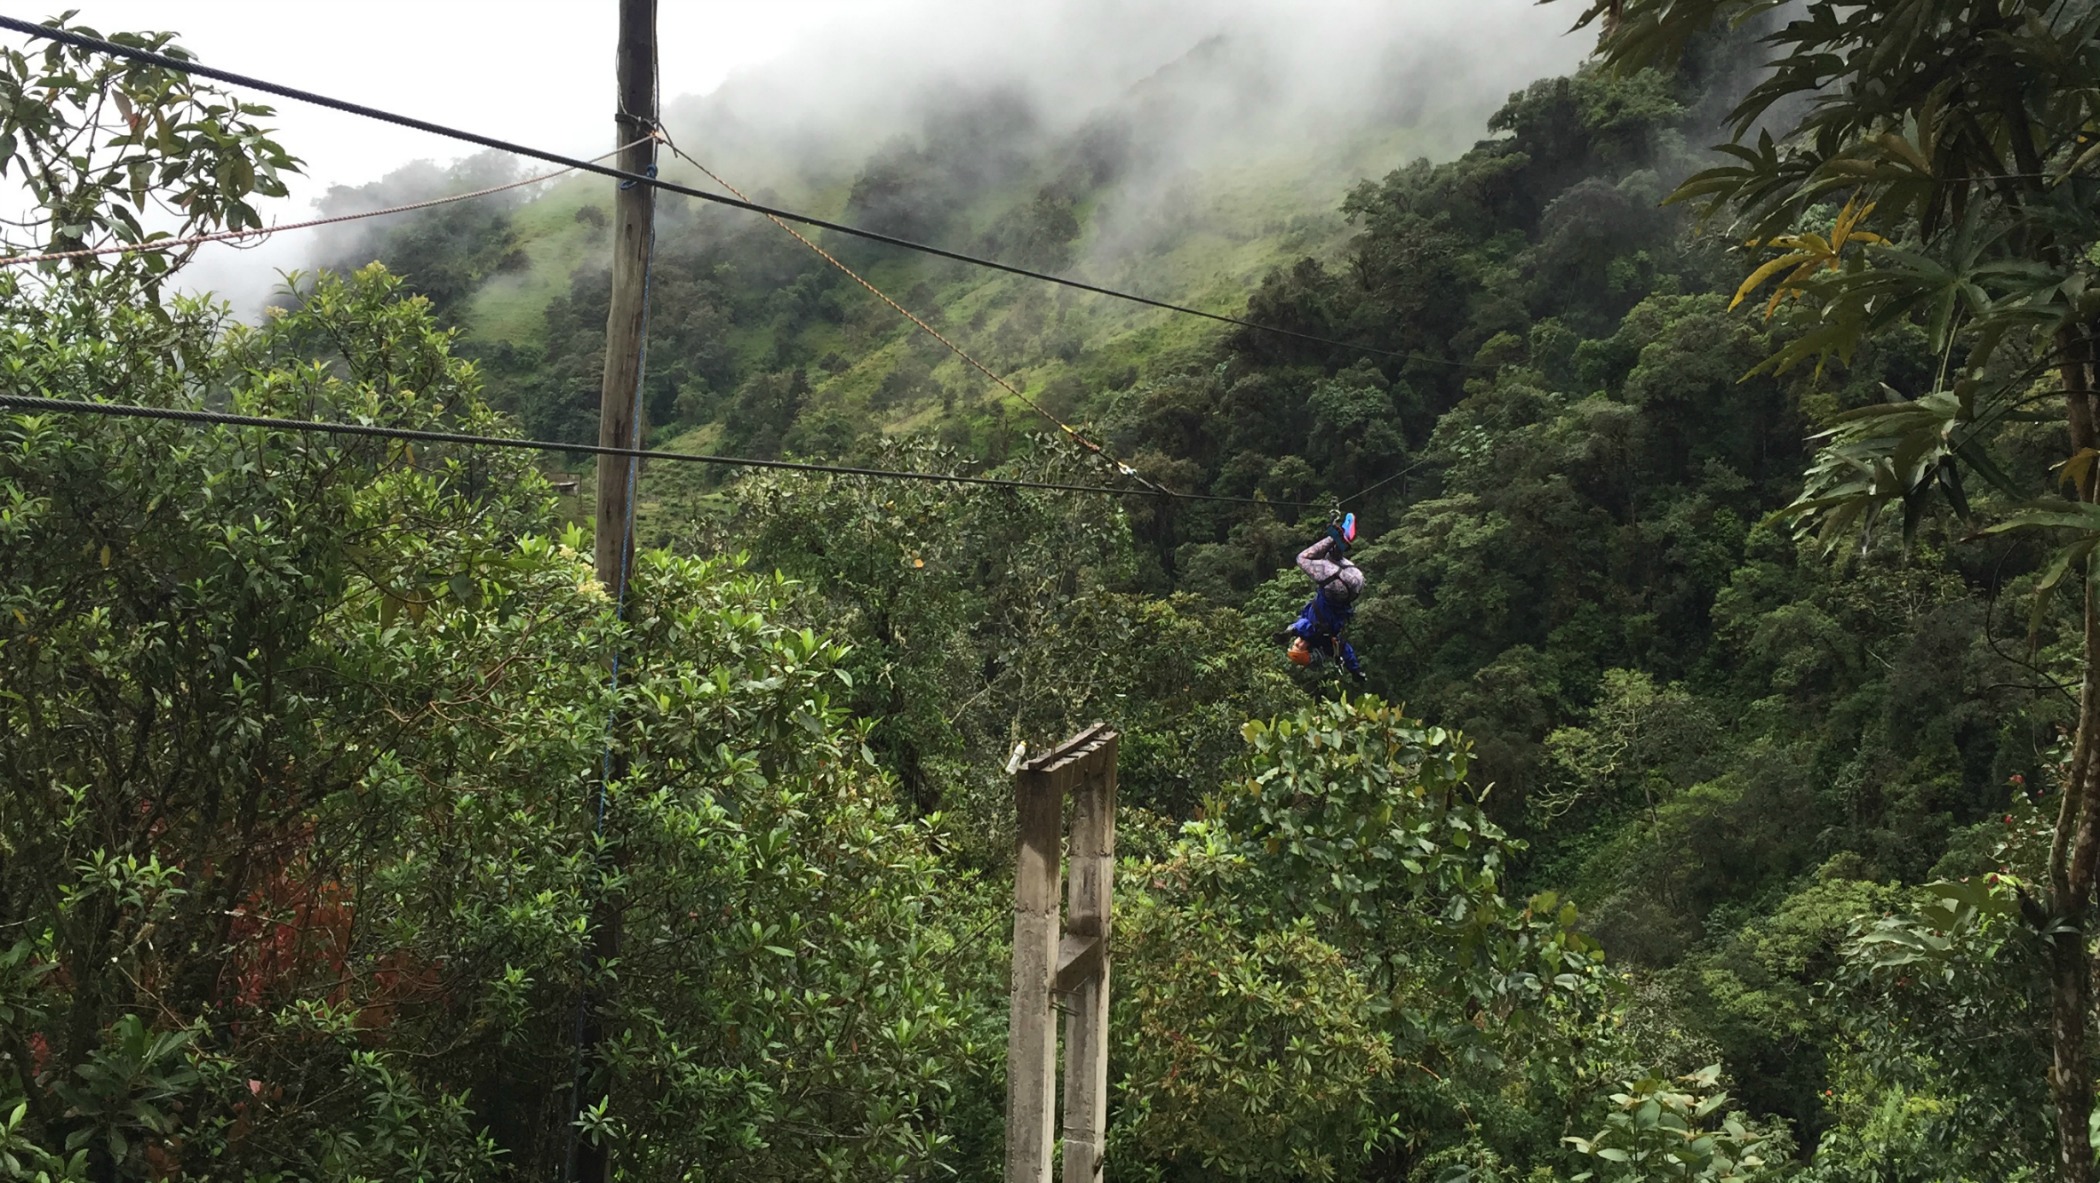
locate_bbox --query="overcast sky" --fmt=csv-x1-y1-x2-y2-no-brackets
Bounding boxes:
15,2,1588,184
8,1,872,192
0,1,890,298
3,1,1589,305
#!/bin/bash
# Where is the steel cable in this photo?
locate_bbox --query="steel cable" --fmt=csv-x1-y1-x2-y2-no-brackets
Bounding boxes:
0,395,1314,507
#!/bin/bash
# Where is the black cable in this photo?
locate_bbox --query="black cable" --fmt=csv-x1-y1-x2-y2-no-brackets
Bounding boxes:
1338,456,1433,507
0,395,1312,508
0,14,1484,371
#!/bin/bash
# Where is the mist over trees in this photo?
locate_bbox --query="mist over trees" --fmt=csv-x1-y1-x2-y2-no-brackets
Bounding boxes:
303,153,538,319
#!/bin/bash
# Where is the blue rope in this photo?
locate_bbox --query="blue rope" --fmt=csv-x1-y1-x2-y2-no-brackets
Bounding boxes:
567,149,658,1183
618,162,658,190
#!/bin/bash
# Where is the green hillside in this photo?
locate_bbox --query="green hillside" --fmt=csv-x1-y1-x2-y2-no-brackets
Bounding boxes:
443,119,1403,464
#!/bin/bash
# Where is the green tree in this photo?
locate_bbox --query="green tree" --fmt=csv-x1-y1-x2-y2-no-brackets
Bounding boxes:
0,15,297,291
1538,669,1720,829
309,151,530,319
717,437,1299,841
1,266,560,1179
0,31,990,1168
1566,1064,1785,1182
1813,874,2055,1180
2,264,989,1180
1121,696,1620,1178
1563,0,2100,1172
1111,898,1396,1182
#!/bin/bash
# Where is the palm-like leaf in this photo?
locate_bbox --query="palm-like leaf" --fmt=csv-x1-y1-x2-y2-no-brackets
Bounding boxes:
1730,194,1887,318
1786,384,2022,551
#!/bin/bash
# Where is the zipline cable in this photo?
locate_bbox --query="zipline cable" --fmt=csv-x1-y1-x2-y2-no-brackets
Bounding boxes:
0,13,1485,370
0,395,1316,508
1338,456,1433,507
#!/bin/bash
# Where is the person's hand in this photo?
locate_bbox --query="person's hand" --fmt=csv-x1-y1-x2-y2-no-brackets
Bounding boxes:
1349,669,1366,682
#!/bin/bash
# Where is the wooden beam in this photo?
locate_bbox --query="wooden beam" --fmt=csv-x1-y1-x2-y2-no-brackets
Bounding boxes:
1053,933,1103,995
593,0,658,597
1061,734,1116,1183
1008,724,1119,1183
1023,722,1115,778
1005,759,1064,1183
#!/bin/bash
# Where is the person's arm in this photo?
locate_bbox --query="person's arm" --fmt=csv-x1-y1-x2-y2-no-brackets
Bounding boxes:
1298,535,1340,580
1289,600,1316,638
1340,639,1362,677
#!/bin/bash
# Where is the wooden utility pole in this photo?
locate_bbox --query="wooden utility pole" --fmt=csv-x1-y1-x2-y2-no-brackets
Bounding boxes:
595,0,658,596
575,5,654,1183
1006,725,1118,1183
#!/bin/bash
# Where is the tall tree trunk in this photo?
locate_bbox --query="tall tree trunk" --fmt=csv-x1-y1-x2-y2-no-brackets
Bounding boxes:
2052,897,2094,1183
2052,622,2096,1183
2052,326,2100,1183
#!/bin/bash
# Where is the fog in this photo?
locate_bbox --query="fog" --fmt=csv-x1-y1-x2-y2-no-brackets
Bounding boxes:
675,0,1586,155
667,0,1591,274
8,0,1593,314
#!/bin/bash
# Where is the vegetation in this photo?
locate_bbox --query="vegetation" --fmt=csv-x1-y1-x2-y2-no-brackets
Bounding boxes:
5,2,2100,1179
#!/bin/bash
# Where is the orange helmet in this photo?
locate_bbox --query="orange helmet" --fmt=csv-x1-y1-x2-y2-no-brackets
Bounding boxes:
1287,636,1312,666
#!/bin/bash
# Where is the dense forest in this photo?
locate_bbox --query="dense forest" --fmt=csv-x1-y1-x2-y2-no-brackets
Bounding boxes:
5,1,2100,1180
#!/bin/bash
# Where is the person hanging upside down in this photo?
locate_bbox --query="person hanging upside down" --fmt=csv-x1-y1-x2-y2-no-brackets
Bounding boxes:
1283,514,1365,680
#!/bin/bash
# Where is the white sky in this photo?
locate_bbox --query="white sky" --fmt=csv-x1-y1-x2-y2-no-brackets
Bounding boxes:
0,1,876,301
16,1,868,194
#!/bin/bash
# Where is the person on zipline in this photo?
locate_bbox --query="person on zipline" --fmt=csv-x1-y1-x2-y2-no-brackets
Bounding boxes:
1283,513,1365,680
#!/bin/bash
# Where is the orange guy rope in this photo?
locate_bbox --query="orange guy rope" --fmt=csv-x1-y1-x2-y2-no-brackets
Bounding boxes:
0,139,653,269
